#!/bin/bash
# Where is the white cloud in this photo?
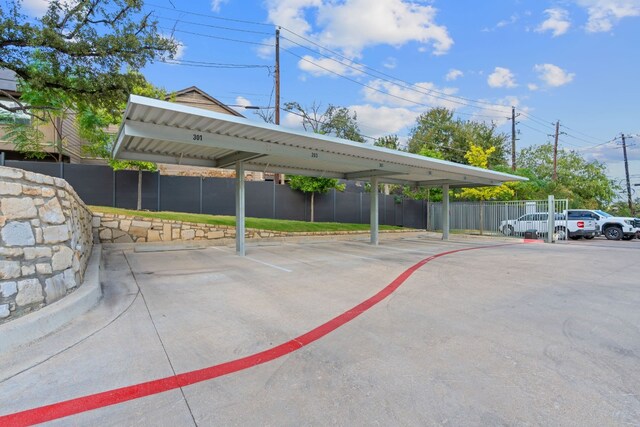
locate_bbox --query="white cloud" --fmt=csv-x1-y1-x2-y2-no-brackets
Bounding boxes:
362,79,460,110
22,0,50,15
534,63,575,87
297,55,363,77
211,0,229,12
528,83,539,91
264,0,453,59
383,57,397,69
235,96,252,107
487,67,517,88
536,8,571,36
445,69,463,81
349,104,418,137
482,13,519,32
174,40,186,60
575,0,640,32
22,0,76,16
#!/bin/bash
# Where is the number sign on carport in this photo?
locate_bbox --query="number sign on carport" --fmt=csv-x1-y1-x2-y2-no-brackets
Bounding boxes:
113,95,526,255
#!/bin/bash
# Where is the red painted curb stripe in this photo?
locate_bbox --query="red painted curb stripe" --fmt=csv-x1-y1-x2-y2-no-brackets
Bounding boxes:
0,243,513,426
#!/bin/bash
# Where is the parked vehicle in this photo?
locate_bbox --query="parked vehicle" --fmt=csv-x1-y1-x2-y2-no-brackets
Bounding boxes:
499,212,597,240
566,209,639,241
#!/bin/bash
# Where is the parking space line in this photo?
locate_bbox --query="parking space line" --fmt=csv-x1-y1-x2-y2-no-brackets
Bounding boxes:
0,243,517,426
244,257,293,273
208,246,293,272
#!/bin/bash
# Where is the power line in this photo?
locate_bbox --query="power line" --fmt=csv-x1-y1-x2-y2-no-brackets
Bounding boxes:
147,3,274,27
280,32,511,114
160,59,272,69
158,26,273,47
281,47,503,119
560,124,604,143
154,15,273,35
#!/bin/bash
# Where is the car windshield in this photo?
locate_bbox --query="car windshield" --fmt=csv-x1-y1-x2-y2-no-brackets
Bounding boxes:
594,210,612,217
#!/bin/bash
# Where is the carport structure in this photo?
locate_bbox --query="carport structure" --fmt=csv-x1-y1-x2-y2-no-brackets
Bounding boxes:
113,95,526,255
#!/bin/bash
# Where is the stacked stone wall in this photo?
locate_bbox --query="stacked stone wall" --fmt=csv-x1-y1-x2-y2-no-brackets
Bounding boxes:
0,166,93,322
94,212,413,243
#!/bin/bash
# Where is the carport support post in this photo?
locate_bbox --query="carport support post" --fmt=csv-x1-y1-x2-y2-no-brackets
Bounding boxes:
236,161,245,256
547,195,555,243
442,184,450,240
370,176,379,245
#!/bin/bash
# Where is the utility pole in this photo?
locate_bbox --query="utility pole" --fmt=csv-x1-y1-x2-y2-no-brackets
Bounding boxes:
274,27,282,184
511,106,516,171
553,120,560,181
621,133,634,215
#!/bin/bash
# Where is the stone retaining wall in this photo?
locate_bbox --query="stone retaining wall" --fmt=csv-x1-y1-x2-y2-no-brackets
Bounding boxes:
0,166,93,322
93,212,413,243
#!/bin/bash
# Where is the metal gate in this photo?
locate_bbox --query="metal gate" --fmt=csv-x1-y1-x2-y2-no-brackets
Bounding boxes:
427,198,570,241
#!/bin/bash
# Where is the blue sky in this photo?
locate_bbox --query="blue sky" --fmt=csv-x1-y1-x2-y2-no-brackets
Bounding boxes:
23,0,640,193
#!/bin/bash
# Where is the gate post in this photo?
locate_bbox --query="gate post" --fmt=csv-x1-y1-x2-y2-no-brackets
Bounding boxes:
547,195,555,243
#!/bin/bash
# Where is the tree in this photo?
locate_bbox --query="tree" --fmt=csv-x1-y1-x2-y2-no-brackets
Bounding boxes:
288,176,344,222
456,144,515,235
517,144,617,208
374,135,400,150
3,73,72,161
407,107,507,166
284,101,365,142
456,145,515,202
284,101,363,220
0,0,176,118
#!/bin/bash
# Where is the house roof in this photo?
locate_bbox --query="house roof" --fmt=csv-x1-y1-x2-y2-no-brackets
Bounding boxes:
167,86,244,118
113,95,527,188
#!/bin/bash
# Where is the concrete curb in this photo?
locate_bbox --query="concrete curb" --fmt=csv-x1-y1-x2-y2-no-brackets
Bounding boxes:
0,245,103,355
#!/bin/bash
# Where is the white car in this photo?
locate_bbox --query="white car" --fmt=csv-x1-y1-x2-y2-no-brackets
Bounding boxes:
500,212,597,240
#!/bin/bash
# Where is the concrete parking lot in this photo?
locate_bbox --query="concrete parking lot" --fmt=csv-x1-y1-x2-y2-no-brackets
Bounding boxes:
1,234,639,426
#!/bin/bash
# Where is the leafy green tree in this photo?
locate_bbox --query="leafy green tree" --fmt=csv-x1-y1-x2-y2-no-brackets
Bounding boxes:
374,135,400,150
288,176,345,222
3,73,72,161
456,144,515,234
0,0,176,118
517,144,617,208
407,107,507,166
456,145,515,202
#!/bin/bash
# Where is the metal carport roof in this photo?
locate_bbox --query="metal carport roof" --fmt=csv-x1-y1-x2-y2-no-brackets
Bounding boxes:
113,95,526,188
112,95,527,255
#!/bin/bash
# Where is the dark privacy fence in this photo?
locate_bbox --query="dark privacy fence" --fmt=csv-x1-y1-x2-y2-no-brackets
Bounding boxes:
3,160,428,229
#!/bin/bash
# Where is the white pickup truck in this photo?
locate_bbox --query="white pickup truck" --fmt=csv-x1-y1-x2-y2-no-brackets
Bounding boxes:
499,212,597,240
566,209,639,240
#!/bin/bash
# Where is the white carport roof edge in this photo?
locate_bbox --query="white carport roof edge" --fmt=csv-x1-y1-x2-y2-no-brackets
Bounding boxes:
112,95,527,188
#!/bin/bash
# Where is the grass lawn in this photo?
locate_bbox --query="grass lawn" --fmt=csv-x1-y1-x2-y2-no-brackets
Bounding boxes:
90,206,409,233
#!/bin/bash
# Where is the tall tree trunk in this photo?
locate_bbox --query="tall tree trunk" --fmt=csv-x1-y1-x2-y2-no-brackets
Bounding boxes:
310,192,315,222
137,170,142,210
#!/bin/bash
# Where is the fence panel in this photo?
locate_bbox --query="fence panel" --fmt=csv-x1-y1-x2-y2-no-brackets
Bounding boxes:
202,177,235,215
246,181,275,219
335,191,360,224
114,170,158,210
428,199,569,240
313,191,336,223
159,175,200,213
274,184,306,221
64,164,113,207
